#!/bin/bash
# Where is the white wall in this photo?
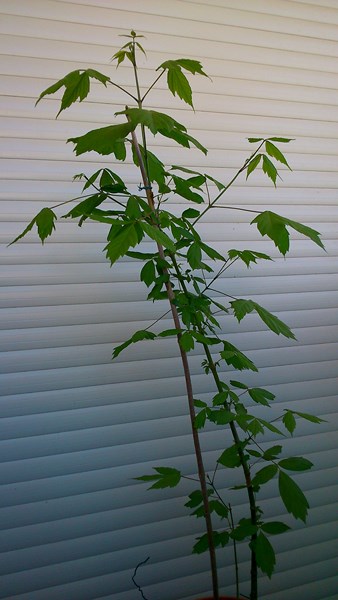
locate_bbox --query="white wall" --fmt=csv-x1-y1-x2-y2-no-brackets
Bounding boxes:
0,1,337,599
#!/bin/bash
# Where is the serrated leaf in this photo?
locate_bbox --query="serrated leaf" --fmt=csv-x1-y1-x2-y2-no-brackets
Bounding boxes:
246,154,262,179
229,380,248,390
283,411,297,435
158,328,182,338
112,329,156,360
194,408,207,429
210,500,229,519
212,391,229,406
251,210,324,256
248,138,263,143
187,242,203,269
200,242,225,261
221,341,258,372
162,127,208,154
179,331,195,352
269,137,293,143
36,69,110,117
231,518,257,541
248,387,275,406
278,470,309,522
167,64,193,107
140,221,175,251
262,154,279,186
228,248,272,268
279,457,313,471
292,411,325,424
265,141,291,169
9,207,57,246
172,175,204,204
251,532,276,577
63,193,106,220
105,223,140,265
252,464,278,487
194,399,208,408
137,466,181,489
261,521,290,535
68,122,133,159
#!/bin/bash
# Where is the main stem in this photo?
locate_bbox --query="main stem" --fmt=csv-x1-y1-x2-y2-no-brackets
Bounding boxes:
130,127,220,600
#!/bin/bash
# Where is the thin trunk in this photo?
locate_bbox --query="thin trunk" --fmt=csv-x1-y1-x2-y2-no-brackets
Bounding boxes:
130,127,220,600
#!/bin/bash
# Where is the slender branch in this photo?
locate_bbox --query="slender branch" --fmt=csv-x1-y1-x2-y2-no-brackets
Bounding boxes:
142,69,165,102
132,557,150,600
193,140,266,226
107,79,138,102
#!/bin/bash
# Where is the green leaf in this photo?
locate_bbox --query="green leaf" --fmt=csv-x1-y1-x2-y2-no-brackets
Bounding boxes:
251,532,276,577
187,242,203,269
278,470,309,522
283,411,297,435
262,154,279,186
212,391,229,406
218,444,242,468
209,409,235,425
200,242,225,261
179,331,195,352
269,137,293,143
261,521,290,535
140,221,175,252
221,341,258,372
248,138,263,143
194,408,207,429
112,329,156,359
172,175,204,204
210,500,229,519
251,211,324,255
159,60,207,108
263,445,283,460
63,193,106,220
265,141,291,169
137,466,181,489
254,302,296,339
36,69,110,117
248,387,275,406
291,410,326,424
194,399,208,408
182,208,200,219
255,418,284,436
126,251,156,260
246,154,262,179
193,530,228,554
105,223,140,265
228,248,272,268
140,260,156,287
9,207,57,246
252,464,278,487
279,457,313,471
230,380,248,390
162,127,208,154
231,518,257,541
68,122,133,159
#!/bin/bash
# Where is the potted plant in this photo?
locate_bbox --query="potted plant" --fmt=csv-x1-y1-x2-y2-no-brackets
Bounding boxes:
10,31,325,600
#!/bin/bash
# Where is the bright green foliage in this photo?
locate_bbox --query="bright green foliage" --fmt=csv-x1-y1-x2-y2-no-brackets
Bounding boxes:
159,58,208,108
251,211,324,255
12,32,326,595
9,207,57,246
36,69,110,117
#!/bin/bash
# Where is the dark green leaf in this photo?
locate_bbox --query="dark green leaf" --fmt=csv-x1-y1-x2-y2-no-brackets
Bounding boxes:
251,532,276,577
278,470,309,522
229,380,248,390
209,409,235,425
251,210,324,255
167,64,193,107
212,391,229,406
137,466,181,489
269,137,293,143
161,127,208,154
187,242,203,269
231,518,257,541
172,175,204,204
194,399,208,408
36,69,110,117
218,444,242,468
179,331,195,352
210,500,229,519
68,122,133,159
263,445,283,460
182,208,200,219
158,328,182,338
200,242,225,261
279,457,313,471
283,411,297,435
248,138,263,143
140,260,156,287
252,464,278,487
256,418,283,435
261,521,290,535
205,174,225,191
291,410,325,424
194,408,207,429
248,387,275,406
221,341,258,372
